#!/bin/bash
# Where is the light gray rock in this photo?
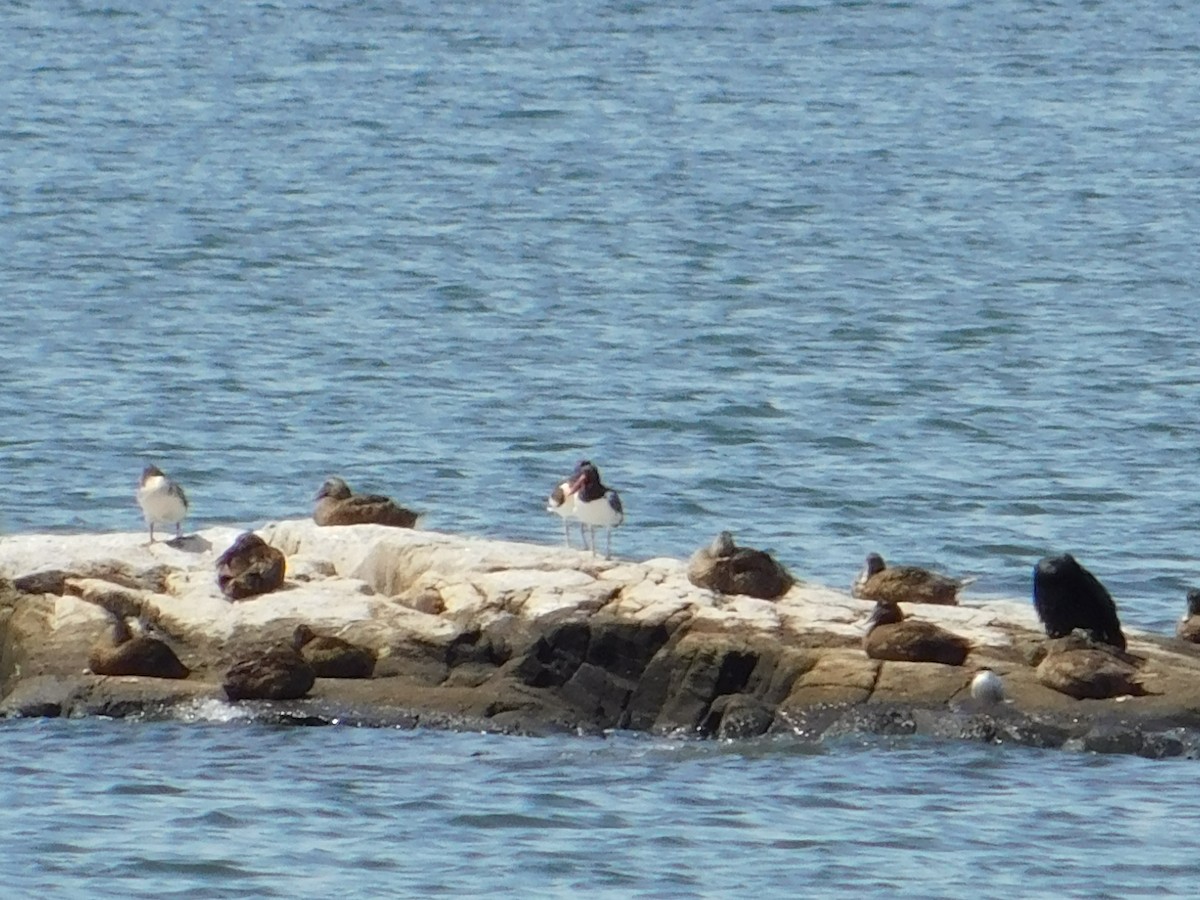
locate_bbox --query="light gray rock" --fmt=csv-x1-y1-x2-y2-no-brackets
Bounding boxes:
3,521,1200,757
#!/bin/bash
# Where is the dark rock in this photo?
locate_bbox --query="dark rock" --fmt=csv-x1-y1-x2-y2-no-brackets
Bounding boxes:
13,571,69,595
644,642,760,734
446,627,510,668
506,617,672,729
1077,724,1145,757
995,716,1073,750
823,705,918,739
1139,731,1186,760
705,694,775,739
12,564,173,597
512,621,590,688
919,710,1002,744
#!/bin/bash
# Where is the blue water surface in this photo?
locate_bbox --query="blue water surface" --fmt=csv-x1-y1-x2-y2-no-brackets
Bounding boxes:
3,717,1195,899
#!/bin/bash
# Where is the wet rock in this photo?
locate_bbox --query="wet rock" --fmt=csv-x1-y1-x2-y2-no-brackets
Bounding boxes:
635,637,761,734
823,705,918,739
508,617,672,729
705,694,776,739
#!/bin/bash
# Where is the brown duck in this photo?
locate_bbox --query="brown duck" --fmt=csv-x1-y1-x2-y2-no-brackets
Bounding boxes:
216,532,286,601
852,552,973,606
313,477,419,528
1177,589,1200,643
1035,634,1148,700
223,639,315,701
686,531,794,600
862,599,971,666
88,616,189,679
293,624,376,679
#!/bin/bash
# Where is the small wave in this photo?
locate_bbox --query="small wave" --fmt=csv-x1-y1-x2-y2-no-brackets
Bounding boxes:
106,782,187,796
170,698,253,725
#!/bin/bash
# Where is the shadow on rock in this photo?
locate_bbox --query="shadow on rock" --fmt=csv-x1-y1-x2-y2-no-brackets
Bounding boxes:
165,534,212,554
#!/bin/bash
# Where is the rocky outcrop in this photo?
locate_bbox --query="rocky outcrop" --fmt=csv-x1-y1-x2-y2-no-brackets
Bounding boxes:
4,522,1200,758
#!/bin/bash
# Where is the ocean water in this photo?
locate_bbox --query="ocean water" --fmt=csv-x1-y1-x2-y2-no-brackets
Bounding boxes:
3,0,1200,894
5,717,1196,899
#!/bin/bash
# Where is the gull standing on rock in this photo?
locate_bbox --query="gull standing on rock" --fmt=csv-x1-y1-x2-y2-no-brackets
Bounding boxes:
563,460,623,558
136,464,189,544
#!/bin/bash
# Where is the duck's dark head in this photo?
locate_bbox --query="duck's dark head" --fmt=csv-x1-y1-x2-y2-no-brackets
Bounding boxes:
225,531,266,557
222,532,268,566
293,624,317,650
107,616,134,646
710,531,737,557
1187,589,1200,617
865,599,904,631
140,464,164,484
316,477,352,501
863,553,887,578
1035,553,1081,581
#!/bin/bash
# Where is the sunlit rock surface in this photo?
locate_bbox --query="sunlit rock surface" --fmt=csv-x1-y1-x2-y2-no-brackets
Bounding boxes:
3,520,1200,758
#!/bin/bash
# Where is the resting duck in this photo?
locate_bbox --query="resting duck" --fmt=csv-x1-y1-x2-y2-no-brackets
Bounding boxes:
216,532,286,601
862,599,971,666
135,464,189,543
1177,588,1200,643
292,624,376,679
1032,553,1126,650
562,461,623,558
313,477,419,528
852,553,973,606
1034,634,1146,700
686,531,794,600
223,639,315,701
88,615,189,679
